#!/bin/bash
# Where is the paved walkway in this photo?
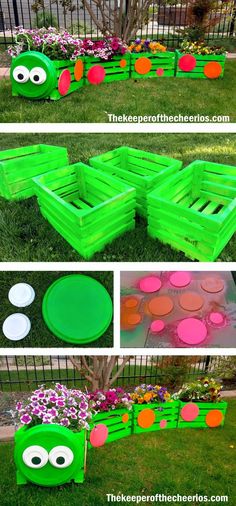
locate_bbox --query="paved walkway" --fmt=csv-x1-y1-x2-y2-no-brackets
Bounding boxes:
1,390,235,442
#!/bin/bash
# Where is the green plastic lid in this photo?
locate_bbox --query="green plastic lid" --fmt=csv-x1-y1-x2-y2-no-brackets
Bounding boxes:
42,274,113,344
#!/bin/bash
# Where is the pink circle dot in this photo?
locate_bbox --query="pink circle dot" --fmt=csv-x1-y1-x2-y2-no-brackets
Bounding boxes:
209,312,224,325
181,403,199,422
169,272,191,288
139,275,162,293
156,68,164,76
150,320,165,333
58,69,71,96
160,419,167,429
90,424,108,447
177,318,207,345
87,65,105,85
178,54,196,72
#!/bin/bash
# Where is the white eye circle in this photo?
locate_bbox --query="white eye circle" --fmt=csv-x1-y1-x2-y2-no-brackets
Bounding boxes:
22,445,48,468
30,67,47,85
49,446,74,468
13,66,30,83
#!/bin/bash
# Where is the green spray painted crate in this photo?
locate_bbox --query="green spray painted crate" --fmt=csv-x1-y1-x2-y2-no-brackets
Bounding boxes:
84,54,130,84
88,408,132,448
14,424,86,486
33,163,136,259
148,160,236,261
133,401,179,434
0,144,69,200
178,401,228,429
175,50,226,79
11,51,84,100
90,146,182,217
130,51,175,79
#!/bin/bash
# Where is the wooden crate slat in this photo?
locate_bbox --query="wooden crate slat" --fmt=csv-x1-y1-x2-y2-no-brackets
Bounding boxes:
130,51,175,79
175,50,226,79
177,401,227,429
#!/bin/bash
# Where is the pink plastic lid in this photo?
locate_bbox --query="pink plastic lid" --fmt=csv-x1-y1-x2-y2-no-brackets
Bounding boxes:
209,312,224,325
139,275,162,293
169,272,191,288
150,320,165,333
177,318,207,345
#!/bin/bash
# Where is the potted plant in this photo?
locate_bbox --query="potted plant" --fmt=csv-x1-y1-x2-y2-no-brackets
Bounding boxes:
13,383,94,486
9,27,85,100
129,38,175,79
88,387,133,446
173,377,228,428
175,40,226,79
131,384,179,433
83,37,130,85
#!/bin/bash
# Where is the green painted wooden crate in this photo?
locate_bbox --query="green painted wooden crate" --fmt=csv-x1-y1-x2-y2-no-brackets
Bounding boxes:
90,147,182,217
49,57,84,100
84,54,130,84
130,51,175,79
178,401,228,429
175,50,226,79
0,144,69,200
133,401,179,434
148,160,236,261
88,408,133,448
33,163,136,259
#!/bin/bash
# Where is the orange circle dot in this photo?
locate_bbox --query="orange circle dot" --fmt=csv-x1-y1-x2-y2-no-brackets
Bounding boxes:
137,408,155,429
127,313,141,326
179,292,204,312
120,59,127,68
148,295,174,316
135,57,152,75
74,59,84,81
124,297,139,309
204,61,222,79
201,277,224,293
205,409,223,428
122,413,129,423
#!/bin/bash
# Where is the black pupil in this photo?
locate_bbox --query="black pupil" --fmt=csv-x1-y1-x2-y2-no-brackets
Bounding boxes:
56,456,65,465
32,456,41,465
18,73,24,80
33,75,40,82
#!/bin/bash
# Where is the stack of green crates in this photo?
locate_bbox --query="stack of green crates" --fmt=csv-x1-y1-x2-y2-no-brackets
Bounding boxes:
148,160,236,261
90,146,182,217
33,162,136,259
0,144,69,200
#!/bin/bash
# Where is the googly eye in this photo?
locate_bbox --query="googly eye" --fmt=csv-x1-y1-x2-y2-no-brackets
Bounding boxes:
22,445,48,468
29,67,47,85
49,446,74,468
13,66,30,84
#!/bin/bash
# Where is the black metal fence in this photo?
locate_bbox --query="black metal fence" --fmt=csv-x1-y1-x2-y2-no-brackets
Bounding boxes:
0,0,235,47
0,355,222,393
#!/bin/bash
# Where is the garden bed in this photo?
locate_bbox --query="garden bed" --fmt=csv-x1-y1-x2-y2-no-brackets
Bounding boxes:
133,401,179,434
148,160,236,261
0,144,69,200
90,146,182,217
175,50,226,79
33,163,136,259
178,401,228,429
88,408,132,447
84,54,130,84
130,52,175,79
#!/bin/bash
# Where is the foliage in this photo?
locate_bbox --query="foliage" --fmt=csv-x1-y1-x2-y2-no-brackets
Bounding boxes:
8,27,84,61
70,356,131,391
88,388,133,412
172,377,223,403
214,356,236,381
32,0,75,15
180,39,226,54
128,38,167,53
14,383,95,431
131,384,171,404
33,10,58,29
153,356,200,390
185,0,231,38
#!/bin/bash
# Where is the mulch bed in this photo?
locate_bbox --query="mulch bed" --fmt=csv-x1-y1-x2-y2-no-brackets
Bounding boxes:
0,50,11,67
0,391,30,426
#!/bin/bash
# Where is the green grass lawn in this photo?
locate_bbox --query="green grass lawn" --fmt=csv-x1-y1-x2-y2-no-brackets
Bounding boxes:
0,271,113,348
0,132,235,263
0,60,235,122
1,398,235,506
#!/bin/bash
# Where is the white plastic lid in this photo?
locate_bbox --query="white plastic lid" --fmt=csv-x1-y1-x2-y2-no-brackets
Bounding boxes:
8,283,35,308
2,313,31,341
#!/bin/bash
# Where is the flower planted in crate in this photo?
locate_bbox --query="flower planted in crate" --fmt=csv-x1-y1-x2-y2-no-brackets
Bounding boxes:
131,384,179,434
129,38,175,79
9,27,85,100
173,377,228,429
14,383,94,486
176,40,226,79
88,388,133,446
148,160,236,261
83,37,130,85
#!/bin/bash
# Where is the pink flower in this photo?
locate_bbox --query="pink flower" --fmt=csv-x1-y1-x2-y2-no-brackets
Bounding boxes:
20,414,32,424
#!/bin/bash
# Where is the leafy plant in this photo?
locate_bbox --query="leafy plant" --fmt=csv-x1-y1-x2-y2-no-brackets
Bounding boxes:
33,10,58,29
131,384,171,404
180,39,226,54
88,388,133,412
173,377,223,403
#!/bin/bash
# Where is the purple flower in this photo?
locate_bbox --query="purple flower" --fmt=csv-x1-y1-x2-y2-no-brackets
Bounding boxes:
60,418,70,427
20,414,32,425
